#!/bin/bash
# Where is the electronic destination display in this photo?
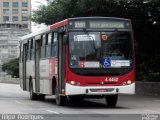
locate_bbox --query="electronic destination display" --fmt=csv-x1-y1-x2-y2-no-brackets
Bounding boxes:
89,21,125,28
69,19,130,29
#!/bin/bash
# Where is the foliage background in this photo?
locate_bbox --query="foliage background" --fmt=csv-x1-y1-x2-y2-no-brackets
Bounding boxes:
2,58,19,78
31,0,160,81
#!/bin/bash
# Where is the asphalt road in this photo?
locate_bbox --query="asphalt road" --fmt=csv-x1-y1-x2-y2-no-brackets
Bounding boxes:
0,83,160,120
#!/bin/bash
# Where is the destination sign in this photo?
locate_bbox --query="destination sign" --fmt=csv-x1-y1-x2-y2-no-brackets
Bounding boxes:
89,21,125,28
74,21,86,28
69,19,129,29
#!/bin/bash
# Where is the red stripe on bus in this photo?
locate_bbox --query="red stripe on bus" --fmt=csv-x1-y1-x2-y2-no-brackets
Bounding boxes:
50,19,68,30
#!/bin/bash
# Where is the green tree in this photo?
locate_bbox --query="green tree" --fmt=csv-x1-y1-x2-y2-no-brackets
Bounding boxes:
31,0,160,25
1,58,19,78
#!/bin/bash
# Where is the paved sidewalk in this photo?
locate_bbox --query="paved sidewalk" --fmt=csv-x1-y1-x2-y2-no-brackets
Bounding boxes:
0,78,20,84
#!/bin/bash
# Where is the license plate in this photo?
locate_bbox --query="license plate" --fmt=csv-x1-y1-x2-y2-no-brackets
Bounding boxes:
96,89,107,92
90,89,107,92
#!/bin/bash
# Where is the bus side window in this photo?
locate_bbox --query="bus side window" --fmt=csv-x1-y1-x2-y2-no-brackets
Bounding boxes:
30,39,35,60
40,35,46,59
51,32,58,57
26,41,30,61
46,32,52,58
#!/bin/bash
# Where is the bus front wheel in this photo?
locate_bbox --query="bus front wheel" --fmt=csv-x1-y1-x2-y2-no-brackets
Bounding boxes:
55,88,66,106
105,94,118,107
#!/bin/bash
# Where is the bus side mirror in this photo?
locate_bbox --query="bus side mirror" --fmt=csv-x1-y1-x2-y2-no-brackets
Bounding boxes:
63,35,68,45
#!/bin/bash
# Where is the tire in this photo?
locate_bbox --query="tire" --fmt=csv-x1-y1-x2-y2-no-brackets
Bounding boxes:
38,94,45,101
70,96,84,102
29,82,37,100
105,94,118,107
55,88,66,106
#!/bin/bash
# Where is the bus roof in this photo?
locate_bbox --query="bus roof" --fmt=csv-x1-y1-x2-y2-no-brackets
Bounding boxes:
68,17,130,21
20,19,68,43
20,17,130,43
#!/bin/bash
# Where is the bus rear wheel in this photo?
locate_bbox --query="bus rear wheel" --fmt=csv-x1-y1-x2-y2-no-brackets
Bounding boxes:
29,82,37,100
55,88,66,106
38,94,45,101
105,94,118,107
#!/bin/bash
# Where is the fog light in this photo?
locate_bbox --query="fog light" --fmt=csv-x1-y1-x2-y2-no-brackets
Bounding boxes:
127,80,132,84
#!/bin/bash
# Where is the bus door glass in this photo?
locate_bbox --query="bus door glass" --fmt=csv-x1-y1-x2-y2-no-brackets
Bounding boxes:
35,39,41,92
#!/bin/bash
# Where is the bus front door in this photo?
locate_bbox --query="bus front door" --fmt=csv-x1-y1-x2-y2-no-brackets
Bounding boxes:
58,34,66,94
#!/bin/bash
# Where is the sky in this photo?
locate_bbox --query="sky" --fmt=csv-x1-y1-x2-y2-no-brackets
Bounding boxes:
31,0,48,32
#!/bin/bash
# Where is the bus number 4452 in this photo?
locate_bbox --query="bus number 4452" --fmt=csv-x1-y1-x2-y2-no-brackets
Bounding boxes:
105,77,119,82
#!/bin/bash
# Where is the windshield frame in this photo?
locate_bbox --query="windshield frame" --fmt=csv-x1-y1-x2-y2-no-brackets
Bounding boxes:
67,29,134,76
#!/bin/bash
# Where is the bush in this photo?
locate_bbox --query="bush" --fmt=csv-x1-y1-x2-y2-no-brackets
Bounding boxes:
1,58,19,78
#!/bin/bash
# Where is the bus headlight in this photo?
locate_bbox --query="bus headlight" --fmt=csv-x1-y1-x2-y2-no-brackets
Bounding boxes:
68,81,80,86
127,80,132,85
122,80,132,86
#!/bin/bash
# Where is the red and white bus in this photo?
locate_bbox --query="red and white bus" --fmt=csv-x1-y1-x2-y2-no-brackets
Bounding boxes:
19,17,135,107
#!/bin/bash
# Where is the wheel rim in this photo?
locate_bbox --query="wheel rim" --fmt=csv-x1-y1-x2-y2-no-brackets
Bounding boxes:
106,95,118,107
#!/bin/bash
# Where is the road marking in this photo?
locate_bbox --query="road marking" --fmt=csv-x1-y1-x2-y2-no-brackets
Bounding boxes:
14,100,23,104
46,110,60,114
144,109,160,114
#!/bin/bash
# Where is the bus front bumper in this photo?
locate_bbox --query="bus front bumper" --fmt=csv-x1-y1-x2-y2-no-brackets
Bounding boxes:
65,83,135,96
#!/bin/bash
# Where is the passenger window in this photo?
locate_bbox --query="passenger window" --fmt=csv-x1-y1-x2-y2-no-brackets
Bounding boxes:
46,34,48,45
40,35,46,59
46,32,53,58
42,35,46,46
51,32,58,57
26,41,30,61
30,39,35,60
48,32,53,44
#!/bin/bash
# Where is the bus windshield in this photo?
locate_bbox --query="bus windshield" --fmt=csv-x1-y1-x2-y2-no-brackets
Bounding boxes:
69,31,133,69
